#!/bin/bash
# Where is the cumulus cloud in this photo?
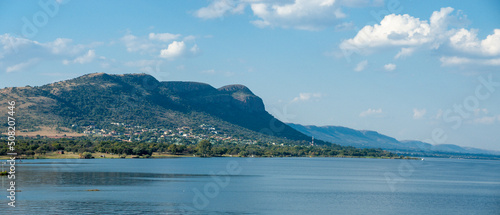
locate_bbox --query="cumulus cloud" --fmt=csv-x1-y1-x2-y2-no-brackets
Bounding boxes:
340,12,436,52
340,7,458,54
384,63,396,71
359,108,383,117
394,47,415,59
250,0,346,30
121,33,200,60
339,7,500,66
194,0,386,30
63,50,96,65
195,0,245,19
413,108,426,119
449,29,500,56
160,41,186,59
354,60,368,72
148,33,181,42
291,92,322,103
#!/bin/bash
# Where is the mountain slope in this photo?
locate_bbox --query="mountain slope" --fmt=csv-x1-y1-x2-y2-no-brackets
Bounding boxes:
288,123,500,155
0,73,312,143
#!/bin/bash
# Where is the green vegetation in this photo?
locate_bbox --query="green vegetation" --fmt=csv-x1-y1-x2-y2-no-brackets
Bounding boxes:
0,137,404,159
80,152,93,159
0,73,312,144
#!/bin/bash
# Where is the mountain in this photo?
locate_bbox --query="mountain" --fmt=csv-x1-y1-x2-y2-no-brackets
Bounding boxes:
0,73,313,144
288,123,500,156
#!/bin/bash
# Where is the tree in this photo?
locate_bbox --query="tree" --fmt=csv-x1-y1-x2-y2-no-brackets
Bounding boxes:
196,139,212,157
80,152,93,159
168,144,178,155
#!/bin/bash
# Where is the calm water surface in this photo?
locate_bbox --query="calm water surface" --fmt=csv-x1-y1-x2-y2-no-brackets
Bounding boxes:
1,157,499,214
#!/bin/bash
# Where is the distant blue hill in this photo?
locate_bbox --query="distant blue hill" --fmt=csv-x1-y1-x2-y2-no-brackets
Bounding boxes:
288,123,500,156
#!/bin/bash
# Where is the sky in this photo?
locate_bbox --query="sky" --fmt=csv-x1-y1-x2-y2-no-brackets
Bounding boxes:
0,0,499,150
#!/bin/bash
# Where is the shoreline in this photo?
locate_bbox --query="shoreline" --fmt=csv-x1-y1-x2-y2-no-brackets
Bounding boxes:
0,151,419,160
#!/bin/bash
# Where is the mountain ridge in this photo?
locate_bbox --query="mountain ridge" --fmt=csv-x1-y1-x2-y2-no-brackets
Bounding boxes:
288,123,500,155
0,73,313,144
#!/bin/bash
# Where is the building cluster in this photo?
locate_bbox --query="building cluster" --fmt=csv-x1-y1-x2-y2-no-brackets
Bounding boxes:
75,123,242,144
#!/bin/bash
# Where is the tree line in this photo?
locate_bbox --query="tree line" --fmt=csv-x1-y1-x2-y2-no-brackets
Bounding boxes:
0,138,401,158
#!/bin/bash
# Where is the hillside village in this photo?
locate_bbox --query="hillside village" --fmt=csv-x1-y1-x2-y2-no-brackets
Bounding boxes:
76,122,259,145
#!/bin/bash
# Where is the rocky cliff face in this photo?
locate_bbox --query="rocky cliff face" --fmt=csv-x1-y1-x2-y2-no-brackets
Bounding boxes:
217,85,265,113
0,73,311,142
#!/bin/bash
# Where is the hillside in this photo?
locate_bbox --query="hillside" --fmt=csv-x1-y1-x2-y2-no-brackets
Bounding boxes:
288,123,500,156
0,73,312,144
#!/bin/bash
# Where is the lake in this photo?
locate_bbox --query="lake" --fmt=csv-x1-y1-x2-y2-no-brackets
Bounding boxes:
1,157,499,214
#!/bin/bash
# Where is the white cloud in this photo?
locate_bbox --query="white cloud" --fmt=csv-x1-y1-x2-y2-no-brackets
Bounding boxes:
440,56,500,66
0,34,86,57
338,0,382,7
0,34,93,72
195,0,245,19
190,44,200,55
0,34,33,57
439,56,471,66
449,28,500,56
291,92,322,103
394,47,415,59
413,108,426,119
194,0,382,30
6,58,39,73
159,41,186,59
384,63,396,71
183,35,197,41
354,60,368,72
473,115,500,125
339,10,440,52
335,21,355,31
149,33,181,42
63,49,96,65
250,0,346,30
359,108,383,117
121,33,156,53
339,7,500,67
341,7,460,52
121,33,200,60
43,38,85,55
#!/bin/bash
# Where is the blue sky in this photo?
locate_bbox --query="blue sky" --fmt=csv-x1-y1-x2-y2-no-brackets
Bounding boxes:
1,0,499,150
